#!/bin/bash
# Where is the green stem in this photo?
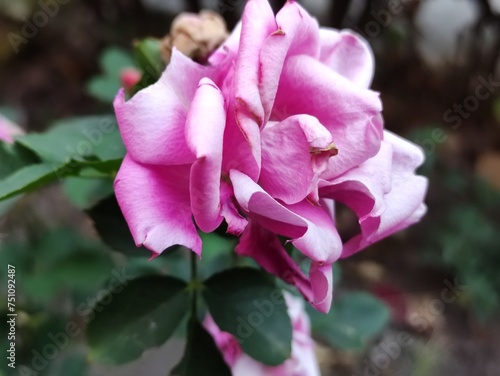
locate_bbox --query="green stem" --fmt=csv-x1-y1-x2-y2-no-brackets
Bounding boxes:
190,251,198,318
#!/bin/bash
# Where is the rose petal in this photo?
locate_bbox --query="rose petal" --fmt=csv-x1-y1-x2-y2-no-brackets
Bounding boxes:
114,154,201,255
260,114,336,204
220,181,248,235
273,54,383,179
319,29,375,88
114,49,217,165
259,1,321,122
235,0,276,125
235,220,333,313
209,22,242,65
204,315,242,367
287,200,342,265
186,78,225,232
321,131,428,257
230,170,307,239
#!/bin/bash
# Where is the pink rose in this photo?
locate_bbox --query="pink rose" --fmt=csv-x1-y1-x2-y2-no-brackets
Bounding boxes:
0,114,23,144
114,0,427,312
204,293,320,376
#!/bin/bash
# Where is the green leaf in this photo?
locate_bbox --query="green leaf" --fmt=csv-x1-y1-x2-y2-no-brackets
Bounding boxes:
57,351,88,376
202,268,292,366
0,141,39,179
63,177,114,209
87,76,123,103
101,48,136,73
17,228,113,301
15,115,125,166
198,232,237,278
170,319,231,376
0,163,67,200
132,38,165,94
134,38,164,78
87,275,190,364
309,292,390,350
87,195,150,256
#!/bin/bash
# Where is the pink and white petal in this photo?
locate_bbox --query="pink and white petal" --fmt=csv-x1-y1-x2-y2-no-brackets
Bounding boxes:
209,21,242,66
204,315,242,367
220,181,248,235
114,154,201,255
260,115,337,205
222,104,261,182
235,0,276,125
114,49,214,165
308,263,333,313
236,220,313,301
230,0,276,175
259,1,321,121
287,200,343,265
232,355,270,376
321,132,428,258
230,170,307,239
320,140,394,217
222,66,261,182
341,175,427,258
319,29,375,88
273,55,383,178
234,112,262,179
360,132,428,248
186,78,225,232
235,220,333,313
275,1,321,58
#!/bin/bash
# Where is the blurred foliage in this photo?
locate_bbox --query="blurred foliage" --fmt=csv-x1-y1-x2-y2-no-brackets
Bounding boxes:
308,292,390,350
0,115,125,200
411,126,500,320
87,48,136,104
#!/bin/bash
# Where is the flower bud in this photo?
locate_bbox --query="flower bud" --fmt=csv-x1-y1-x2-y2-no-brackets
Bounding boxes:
161,10,228,64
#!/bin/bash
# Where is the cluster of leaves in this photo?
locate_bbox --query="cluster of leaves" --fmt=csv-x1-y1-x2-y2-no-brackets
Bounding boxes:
411,127,500,320
0,115,124,202
85,197,391,372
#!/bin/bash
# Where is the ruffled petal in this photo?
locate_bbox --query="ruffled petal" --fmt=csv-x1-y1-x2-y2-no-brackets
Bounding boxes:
114,154,201,255
235,220,333,313
186,78,225,232
259,1,321,121
260,114,337,205
220,181,248,235
321,131,428,258
273,54,383,179
114,49,214,165
222,66,261,181
230,170,307,238
319,29,375,88
226,0,277,179
287,200,342,265
235,0,276,125
208,21,242,66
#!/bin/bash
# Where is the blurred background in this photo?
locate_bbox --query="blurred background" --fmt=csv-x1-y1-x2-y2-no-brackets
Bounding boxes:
1,0,500,375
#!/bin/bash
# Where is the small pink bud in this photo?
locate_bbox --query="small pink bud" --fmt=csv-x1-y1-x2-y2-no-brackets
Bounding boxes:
120,68,142,92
